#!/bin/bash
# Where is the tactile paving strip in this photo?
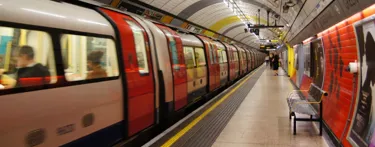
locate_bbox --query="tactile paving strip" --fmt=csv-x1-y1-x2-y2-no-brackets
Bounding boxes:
150,66,265,147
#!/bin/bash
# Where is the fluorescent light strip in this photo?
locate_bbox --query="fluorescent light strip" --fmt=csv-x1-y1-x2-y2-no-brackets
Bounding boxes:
21,8,66,18
77,19,108,26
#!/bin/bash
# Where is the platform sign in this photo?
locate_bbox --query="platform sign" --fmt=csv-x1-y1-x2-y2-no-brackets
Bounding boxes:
348,14,375,147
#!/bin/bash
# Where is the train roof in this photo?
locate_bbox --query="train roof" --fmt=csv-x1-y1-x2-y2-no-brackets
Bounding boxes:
214,41,226,50
179,33,203,47
0,0,114,36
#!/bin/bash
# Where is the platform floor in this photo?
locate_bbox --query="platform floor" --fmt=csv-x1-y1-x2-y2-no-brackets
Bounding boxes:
145,65,334,147
212,68,332,147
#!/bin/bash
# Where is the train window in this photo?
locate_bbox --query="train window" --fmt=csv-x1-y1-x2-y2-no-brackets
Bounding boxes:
217,50,222,64
208,44,214,64
0,26,57,89
60,34,119,81
126,20,149,74
222,51,228,63
183,46,195,68
162,29,179,70
195,48,206,66
211,44,217,64
233,52,238,61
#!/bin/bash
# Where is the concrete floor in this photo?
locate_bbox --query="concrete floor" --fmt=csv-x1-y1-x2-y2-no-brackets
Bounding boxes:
212,68,333,147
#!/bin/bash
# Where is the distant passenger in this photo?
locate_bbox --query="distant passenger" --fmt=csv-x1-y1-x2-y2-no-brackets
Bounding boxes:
269,53,274,69
272,54,280,76
265,55,269,66
15,45,50,87
86,51,107,80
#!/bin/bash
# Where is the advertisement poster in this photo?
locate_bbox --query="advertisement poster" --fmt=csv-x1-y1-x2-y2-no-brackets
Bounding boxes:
303,43,311,77
311,39,325,88
348,15,375,147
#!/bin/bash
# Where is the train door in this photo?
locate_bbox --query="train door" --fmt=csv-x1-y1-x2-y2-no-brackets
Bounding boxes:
245,50,251,72
224,43,235,82
211,43,220,90
232,46,240,79
200,37,214,91
238,48,244,76
100,9,156,136
251,50,255,69
241,49,247,75
156,25,188,111
215,41,228,86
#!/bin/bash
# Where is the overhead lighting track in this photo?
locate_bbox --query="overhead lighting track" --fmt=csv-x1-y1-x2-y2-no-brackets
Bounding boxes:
223,0,250,25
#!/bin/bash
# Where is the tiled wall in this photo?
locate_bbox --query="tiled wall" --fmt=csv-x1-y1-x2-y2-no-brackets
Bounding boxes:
291,4,375,147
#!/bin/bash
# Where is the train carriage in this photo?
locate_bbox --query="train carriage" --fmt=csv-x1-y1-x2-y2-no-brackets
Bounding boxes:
0,1,125,146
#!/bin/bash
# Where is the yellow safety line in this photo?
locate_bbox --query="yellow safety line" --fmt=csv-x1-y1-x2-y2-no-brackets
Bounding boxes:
161,65,263,147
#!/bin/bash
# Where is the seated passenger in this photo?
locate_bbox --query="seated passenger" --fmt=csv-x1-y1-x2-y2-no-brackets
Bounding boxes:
15,45,50,87
86,51,107,80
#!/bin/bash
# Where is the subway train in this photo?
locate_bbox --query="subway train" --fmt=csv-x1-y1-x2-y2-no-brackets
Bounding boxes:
0,0,265,146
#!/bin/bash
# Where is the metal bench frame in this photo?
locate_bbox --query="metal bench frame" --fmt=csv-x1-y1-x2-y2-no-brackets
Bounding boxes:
287,83,328,135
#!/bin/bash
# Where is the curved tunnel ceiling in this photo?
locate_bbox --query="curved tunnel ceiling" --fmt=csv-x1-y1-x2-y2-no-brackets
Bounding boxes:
106,0,330,49
139,0,310,48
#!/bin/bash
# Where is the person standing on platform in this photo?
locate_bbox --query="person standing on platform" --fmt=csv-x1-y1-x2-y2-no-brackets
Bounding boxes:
272,54,280,76
265,55,269,66
269,53,274,69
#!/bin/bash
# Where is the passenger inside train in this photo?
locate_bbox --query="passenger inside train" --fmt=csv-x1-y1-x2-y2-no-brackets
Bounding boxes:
14,45,50,87
86,51,107,80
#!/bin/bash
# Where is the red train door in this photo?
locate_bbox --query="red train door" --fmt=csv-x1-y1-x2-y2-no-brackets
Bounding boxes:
251,51,255,69
100,9,156,136
156,25,188,111
198,36,219,91
211,43,220,89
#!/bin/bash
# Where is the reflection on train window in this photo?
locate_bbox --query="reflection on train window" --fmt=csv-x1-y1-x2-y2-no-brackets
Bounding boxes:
126,20,149,74
233,52,239,61
222,51,228,63
217,50,223,64
195,48,206,66
183,46,195,68
162,29,179,70
0,26,57,89
60,34,119,81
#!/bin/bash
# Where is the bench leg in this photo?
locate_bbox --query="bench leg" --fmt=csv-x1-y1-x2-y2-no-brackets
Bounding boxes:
293,117,297,135
319,118,322,136
289,112,295,120
289,112,292,120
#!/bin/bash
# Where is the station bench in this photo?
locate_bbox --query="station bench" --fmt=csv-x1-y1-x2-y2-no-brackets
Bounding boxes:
286,83,328,135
